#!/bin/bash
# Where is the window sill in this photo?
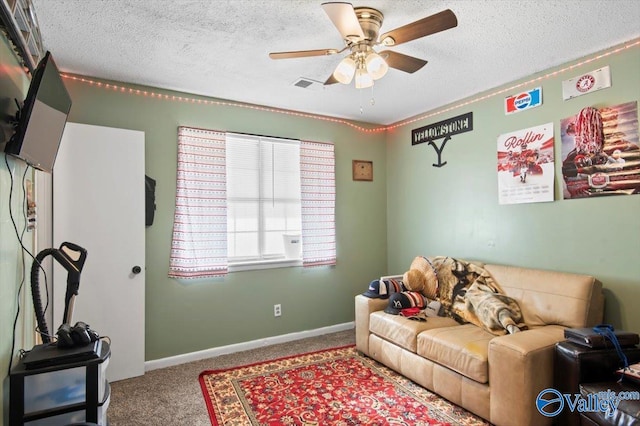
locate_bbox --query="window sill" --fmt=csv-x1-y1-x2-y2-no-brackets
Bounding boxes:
228,258,302,272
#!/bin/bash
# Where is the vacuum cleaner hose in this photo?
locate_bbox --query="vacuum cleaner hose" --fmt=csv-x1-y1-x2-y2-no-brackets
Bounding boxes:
31,248,57,343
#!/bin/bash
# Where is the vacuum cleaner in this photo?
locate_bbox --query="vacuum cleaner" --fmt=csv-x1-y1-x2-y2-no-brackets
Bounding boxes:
21,241,101,369
30,241,88,344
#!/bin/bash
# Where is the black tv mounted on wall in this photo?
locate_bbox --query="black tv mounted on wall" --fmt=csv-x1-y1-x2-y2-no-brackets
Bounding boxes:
3,51,71,173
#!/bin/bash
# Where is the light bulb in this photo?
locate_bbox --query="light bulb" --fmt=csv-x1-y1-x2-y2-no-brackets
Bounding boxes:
355,68,373,89
333,56,356,84
365,52,388,80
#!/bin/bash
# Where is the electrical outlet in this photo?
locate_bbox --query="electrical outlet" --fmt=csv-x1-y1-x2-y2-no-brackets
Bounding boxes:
274,304,282,317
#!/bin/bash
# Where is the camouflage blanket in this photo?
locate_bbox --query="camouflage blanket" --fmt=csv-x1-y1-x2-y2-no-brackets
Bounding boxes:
431,256,527,335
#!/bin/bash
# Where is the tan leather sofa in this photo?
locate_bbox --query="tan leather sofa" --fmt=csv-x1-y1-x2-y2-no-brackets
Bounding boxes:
355,261,605,426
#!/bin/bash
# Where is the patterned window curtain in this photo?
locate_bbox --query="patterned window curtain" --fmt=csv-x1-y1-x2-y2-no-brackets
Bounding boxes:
168,127,228,279
300,140,336,267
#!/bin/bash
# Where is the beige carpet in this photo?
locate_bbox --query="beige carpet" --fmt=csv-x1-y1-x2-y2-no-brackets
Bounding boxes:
107,330,356,425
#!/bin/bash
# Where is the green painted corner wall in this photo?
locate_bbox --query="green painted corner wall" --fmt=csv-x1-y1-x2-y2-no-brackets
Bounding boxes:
385,40,640,333
0,35,35,424
62,79,388,360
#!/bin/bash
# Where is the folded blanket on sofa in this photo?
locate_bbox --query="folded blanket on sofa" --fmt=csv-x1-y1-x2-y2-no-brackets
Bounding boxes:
432,256,526,335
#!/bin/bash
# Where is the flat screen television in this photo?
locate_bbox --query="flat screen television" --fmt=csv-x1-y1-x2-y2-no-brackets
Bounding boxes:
4,51,71,173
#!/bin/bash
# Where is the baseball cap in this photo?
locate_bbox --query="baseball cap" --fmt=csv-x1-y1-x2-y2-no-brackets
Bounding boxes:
384,291,427,315
363,278,405,299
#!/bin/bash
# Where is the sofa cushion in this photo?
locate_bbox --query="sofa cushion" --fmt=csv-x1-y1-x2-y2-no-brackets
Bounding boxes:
369,311,459,353
417,324,495,384
484,264,602,328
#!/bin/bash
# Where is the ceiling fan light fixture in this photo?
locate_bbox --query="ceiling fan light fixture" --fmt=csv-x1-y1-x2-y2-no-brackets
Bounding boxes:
355,67,374,89
365,51,388,80
333,56,356,84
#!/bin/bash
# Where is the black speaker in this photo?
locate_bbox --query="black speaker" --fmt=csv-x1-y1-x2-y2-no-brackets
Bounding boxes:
145,175,156,227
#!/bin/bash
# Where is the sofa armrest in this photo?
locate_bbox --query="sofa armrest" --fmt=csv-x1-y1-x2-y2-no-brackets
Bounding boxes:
586,281,605,326
488,325,566,426
355,294,388,356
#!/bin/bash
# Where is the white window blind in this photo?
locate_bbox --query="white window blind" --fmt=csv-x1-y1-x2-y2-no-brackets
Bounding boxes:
168,127,228,279
226,133,302,262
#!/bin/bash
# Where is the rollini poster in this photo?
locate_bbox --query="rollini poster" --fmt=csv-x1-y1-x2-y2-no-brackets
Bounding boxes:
560,101,639,198
497,123,555,205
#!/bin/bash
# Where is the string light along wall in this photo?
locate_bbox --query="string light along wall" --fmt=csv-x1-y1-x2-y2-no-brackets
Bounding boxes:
62,39,639,135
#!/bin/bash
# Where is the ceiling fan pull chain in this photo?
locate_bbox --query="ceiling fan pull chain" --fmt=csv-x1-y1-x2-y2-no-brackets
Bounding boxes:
370,85,376,106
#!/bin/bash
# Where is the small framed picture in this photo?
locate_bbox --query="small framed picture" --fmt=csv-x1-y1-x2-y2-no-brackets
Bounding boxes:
352,160,373,181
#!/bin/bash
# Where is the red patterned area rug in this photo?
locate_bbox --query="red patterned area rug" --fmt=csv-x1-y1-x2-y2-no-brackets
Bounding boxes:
199,345,489,425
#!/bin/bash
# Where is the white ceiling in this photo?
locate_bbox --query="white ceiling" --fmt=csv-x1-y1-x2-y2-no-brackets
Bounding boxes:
32,0,640,125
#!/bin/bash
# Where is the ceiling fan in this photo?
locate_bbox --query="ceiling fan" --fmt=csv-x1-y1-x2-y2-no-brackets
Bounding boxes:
269,2,458,88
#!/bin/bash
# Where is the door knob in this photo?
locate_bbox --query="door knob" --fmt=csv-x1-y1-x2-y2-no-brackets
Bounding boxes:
132,266,142,274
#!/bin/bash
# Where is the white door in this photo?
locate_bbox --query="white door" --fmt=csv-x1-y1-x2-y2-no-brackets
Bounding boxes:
53,122,145,382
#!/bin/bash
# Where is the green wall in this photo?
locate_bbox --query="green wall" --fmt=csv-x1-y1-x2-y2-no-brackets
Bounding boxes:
0,35,35,423
62,78,388,360
386,40,640,333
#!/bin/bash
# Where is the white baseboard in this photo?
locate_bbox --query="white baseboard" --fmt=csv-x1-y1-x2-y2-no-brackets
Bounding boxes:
145,321,355,372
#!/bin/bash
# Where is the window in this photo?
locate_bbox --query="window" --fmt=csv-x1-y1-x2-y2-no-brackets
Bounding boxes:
169,127,335,279
225,133,302,263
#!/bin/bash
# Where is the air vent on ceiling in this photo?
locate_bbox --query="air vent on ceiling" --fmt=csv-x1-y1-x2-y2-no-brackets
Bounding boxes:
292,78,324,91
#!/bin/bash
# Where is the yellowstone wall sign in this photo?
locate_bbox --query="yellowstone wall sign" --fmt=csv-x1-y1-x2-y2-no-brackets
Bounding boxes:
411,112,473,167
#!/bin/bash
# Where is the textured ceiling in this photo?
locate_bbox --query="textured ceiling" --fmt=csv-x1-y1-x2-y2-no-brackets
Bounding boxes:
32,0,640,125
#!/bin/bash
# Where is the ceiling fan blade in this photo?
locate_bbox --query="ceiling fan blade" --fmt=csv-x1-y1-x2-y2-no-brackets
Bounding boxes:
380,50,428,73
321,2,365,42
379,9,457,47
269,49,339,60
324,74,339,85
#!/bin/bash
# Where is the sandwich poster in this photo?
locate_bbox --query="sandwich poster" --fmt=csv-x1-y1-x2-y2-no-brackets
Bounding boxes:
497,123,555,205
560,101,640,199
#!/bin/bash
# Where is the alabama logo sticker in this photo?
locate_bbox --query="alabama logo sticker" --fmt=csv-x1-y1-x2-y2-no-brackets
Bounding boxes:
561,66,611,100
505,87,542,115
